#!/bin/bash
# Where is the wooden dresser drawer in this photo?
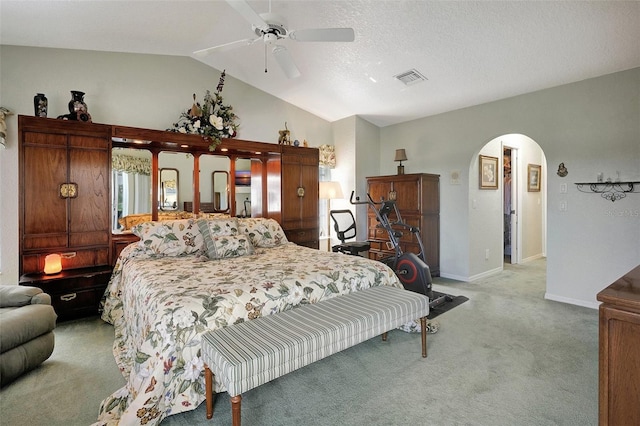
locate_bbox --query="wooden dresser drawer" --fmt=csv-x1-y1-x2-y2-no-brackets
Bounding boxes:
285,227,319,249
20,266,113,321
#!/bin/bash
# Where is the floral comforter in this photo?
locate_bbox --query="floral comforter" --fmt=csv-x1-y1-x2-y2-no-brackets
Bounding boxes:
96,242,402,425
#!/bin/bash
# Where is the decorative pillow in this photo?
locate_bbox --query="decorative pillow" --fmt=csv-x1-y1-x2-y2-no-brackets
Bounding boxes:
197,218,241,259
132,219,203,256
209,234,255,259
238,218,288,248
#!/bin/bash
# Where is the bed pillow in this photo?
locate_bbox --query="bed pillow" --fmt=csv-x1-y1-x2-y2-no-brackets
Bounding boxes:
132,219,203,256
208,234,255,259
238,218,288,248
197,218,241,259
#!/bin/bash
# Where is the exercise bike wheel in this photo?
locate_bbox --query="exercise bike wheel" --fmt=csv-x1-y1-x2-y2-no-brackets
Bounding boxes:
395,252,433,298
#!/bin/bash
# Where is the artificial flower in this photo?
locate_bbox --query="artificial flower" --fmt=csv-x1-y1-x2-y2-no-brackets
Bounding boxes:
168,70,239,151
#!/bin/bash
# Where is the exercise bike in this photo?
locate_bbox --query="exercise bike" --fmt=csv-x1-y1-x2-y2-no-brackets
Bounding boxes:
351,192,449,308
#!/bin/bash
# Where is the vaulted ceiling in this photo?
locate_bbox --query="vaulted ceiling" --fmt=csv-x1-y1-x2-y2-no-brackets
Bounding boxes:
2,1,639,127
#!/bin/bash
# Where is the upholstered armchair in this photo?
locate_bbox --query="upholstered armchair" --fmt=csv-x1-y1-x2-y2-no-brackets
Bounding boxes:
0,285,57,387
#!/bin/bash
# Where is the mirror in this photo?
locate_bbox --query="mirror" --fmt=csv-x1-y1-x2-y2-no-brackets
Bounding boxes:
159,151,193,212
212,171,230,212
235,158,252,217
159,168,179,210
200,154,231,213
111,148,152,232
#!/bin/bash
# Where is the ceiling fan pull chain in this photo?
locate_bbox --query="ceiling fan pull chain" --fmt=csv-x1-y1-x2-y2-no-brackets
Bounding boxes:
264,44,268,73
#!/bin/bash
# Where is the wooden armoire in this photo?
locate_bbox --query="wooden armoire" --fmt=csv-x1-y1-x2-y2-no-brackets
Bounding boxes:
366,173,440,276
18,116,113,320
275,145,320,248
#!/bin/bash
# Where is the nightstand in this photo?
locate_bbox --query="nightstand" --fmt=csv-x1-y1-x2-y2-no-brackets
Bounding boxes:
19,266,113,321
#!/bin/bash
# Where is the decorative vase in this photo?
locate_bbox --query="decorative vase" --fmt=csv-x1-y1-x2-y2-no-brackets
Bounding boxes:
68,91,87,114
34,93,48,118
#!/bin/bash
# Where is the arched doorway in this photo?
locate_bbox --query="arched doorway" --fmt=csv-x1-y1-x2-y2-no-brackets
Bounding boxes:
468,134,547,277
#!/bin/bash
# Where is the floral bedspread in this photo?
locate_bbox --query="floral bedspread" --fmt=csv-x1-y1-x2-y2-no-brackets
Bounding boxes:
96,242,402,425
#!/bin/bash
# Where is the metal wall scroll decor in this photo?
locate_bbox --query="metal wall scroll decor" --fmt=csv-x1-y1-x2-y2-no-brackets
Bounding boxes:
575,181,639,202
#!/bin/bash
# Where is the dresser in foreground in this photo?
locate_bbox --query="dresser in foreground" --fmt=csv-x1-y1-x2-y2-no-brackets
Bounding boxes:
597,265,640,426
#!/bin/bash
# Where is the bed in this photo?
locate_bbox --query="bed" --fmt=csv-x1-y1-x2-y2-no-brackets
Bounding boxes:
95,217,410,425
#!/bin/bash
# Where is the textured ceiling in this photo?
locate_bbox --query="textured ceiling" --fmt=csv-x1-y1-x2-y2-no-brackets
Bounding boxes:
1,1,639,127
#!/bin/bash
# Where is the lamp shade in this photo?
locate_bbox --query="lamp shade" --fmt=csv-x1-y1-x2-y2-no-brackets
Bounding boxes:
44,254,62,274
319,181,344,200
394,149,408,162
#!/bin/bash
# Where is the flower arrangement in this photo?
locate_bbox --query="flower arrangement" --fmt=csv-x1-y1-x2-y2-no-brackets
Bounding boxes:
168,70,238,151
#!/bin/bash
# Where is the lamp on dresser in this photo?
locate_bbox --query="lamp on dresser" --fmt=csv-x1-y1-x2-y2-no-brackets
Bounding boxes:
395,149,408,175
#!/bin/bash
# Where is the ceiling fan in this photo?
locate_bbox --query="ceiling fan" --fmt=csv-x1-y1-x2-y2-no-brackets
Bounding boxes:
194,0,355,79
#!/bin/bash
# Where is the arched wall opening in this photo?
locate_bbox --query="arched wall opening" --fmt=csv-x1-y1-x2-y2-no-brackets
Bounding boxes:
467,133,547,281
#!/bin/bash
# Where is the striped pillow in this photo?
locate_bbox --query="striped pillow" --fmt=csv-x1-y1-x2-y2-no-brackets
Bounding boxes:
197,218,243,259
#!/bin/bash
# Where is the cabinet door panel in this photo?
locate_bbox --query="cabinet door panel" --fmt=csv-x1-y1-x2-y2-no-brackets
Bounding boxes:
299,163,318,224
368,180,392,203
23,141,68,245
281,159,302,228
69,147,110,242
393,179,420,213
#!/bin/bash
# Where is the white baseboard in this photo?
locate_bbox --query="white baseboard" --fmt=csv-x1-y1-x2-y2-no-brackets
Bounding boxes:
520,253,544,264
469,266,503,282
544,293,600,310
439,266,504,283
438,272,469,282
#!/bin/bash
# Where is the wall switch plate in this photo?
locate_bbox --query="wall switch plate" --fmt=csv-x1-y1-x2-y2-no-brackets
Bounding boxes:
560,200,567,211
560,183,567,193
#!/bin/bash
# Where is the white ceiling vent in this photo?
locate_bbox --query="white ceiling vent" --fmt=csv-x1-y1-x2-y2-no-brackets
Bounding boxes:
394,69,427,86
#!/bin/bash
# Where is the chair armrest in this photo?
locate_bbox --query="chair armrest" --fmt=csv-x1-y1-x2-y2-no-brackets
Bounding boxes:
31,292,52,305
0,285,48,308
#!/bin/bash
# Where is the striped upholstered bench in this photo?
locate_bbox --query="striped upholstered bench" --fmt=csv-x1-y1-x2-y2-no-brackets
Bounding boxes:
201,285,430,425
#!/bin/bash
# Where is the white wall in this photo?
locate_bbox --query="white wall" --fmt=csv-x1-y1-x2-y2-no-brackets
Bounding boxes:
0,45,333,284
380,68,640,307
330,115,379,243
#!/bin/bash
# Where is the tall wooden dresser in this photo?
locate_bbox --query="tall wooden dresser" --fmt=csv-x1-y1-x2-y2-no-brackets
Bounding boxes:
597,265,640,426
366,173,440,276
18,116,113,320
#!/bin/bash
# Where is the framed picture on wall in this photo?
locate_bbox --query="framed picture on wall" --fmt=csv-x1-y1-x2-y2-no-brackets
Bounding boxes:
528,164,541,192
479,155,499,189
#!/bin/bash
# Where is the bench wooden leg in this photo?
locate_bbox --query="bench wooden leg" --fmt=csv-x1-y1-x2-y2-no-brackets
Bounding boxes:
204,365,215,419
381,331,388,341
420,317,428,358
231,395,242,426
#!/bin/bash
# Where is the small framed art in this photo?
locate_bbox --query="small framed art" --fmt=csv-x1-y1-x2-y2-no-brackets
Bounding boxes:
479,155,498,189
528,164,541,192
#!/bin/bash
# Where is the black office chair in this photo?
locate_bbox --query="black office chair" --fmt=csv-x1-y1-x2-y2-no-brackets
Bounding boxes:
329,209,371,256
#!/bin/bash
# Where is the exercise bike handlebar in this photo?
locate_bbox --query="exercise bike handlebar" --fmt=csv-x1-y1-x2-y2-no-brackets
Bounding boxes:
349,191,378,206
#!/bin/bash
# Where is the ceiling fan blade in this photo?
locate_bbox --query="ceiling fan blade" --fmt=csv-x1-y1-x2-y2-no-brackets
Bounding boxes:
289,28,355,42
225,0,269,31
272,45,301,79
194,38,258,57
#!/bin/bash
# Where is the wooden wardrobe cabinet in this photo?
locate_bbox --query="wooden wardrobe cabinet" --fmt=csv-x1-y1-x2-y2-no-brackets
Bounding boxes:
597,265,640,426
18,116,112,319
274,145,320,249
366,173,440,276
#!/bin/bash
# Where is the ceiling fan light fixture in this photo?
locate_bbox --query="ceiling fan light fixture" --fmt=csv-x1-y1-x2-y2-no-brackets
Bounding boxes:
394,69,428,86
263,32,279,44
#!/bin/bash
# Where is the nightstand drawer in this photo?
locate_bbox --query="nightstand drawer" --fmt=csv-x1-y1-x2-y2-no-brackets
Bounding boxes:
20,266,113,320
50,287,105,318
